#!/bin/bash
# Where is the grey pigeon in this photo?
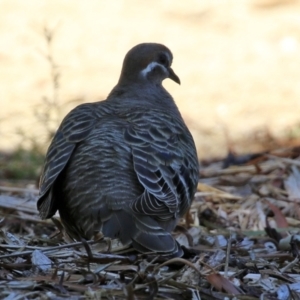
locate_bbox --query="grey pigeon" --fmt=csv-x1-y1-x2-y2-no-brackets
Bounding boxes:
37,43,199,256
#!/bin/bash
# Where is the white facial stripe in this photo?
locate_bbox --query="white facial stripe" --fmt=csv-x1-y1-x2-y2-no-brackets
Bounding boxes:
140,62,167,78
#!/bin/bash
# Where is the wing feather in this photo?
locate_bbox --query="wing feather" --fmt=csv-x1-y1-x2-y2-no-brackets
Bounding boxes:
125,113,198,221
37,103,97,218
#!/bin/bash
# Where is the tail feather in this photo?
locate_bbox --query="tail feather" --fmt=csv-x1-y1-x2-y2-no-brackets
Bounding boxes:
132,230,182,256
102,210,182,256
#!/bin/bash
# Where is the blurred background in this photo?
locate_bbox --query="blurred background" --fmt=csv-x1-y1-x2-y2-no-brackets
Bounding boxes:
1,0,300,179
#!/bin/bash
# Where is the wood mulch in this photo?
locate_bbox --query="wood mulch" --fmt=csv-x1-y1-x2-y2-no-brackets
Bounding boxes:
1,147,300,299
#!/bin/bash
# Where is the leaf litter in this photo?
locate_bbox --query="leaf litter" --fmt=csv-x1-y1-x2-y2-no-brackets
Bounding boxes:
1,147,300,299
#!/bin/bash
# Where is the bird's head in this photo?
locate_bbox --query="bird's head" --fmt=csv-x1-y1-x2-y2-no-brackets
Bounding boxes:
118,43,180,86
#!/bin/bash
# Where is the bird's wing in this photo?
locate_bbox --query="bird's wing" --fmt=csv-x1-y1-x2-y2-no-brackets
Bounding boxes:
124,113,198,220
37,103,97,218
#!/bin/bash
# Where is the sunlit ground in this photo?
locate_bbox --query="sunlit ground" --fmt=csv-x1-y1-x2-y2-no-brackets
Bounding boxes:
1,0,300,159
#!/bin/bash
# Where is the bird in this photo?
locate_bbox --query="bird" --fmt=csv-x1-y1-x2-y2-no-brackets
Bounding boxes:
37,43,199,256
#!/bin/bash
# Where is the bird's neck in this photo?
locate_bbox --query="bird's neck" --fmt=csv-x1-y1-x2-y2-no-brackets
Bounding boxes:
107,82,178,110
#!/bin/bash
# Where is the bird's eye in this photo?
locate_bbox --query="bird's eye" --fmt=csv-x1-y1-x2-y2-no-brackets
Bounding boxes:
158,53,168,67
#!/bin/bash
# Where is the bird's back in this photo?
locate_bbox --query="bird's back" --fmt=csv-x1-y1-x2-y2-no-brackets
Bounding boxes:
55,98,196,241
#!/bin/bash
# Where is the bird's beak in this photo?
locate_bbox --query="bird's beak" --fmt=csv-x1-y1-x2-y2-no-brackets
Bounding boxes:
168,68,181,85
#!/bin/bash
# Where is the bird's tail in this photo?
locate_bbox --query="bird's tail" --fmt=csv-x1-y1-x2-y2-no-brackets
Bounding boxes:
102,210,182,257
